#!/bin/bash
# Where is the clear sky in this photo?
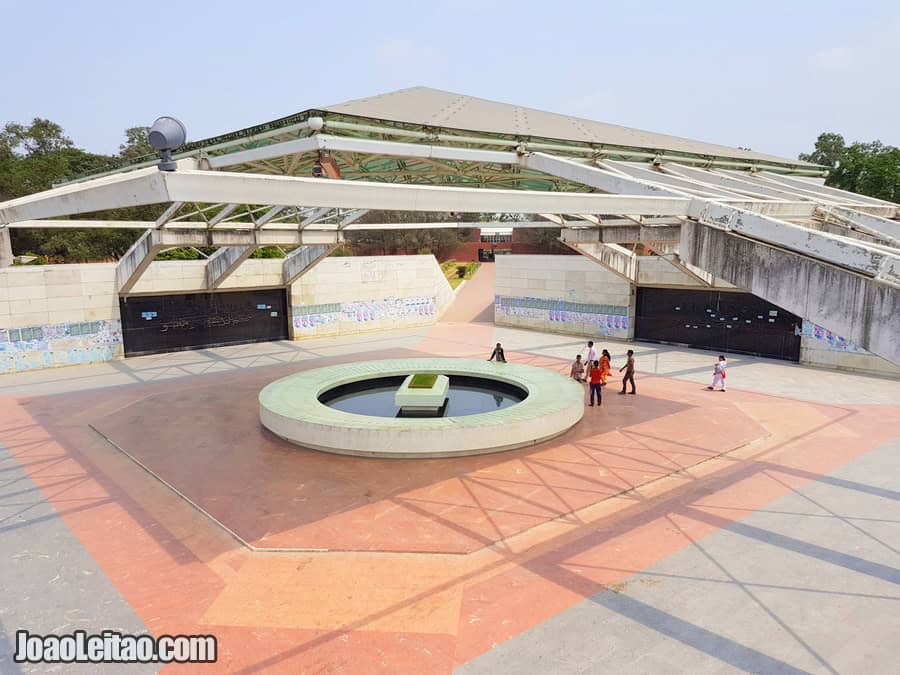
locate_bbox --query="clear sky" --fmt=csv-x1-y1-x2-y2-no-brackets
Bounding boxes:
2,0,897,160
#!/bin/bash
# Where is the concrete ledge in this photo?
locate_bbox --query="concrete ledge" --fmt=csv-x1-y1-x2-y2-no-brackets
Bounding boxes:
259,358,584,458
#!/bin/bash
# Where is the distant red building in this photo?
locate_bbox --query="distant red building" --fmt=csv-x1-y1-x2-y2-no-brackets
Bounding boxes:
444,227,577,262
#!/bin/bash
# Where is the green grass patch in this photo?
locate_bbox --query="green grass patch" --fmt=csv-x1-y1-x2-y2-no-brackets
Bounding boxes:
409,373,439,389
440,260,481,289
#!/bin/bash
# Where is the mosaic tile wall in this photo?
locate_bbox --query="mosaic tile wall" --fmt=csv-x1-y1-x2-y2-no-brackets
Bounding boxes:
799,320,866,354
494,295,631,338
494,254,633,339
291,296,440,334
0,319,123,373
798,320,900,376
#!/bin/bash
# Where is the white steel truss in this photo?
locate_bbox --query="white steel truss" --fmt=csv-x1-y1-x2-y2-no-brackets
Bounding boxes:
1,132,898,362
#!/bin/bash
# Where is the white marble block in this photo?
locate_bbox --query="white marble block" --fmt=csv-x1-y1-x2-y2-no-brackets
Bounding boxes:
395,374,449,410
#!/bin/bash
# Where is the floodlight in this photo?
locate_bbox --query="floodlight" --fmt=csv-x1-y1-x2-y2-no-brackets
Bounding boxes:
148,116,187,171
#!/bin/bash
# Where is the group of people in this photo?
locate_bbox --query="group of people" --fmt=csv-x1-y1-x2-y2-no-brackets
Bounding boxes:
570,341,636,407
491,341,727,406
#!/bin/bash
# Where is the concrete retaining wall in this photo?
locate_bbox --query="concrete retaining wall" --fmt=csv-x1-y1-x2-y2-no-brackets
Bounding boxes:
0,264,123,372
495,255,633,339
496,254,898,377
0,255,452,374
290,256,455,337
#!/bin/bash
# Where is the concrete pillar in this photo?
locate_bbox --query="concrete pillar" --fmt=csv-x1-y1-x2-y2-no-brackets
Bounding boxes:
205,246,257,289
627,282,637,340
117,229,208,294
282,244,335,285
0,227,12,268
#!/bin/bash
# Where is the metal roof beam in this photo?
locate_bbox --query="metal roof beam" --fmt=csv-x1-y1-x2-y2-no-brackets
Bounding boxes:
162,170,691,217
0,167,168,224
759,172,897,207
338,209,369,228
154,201,184,228
0,169,691,224
815,206,900,245
255,205,284,229
522,152,689,198
300,207,335,227
721,170,886,211
5,218,589,231
601,161,751,199
206,136,322,169
207,133,518,170
662,164,801,200
207,203,239,227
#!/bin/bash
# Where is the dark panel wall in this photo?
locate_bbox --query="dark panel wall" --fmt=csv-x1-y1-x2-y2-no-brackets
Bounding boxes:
120,289,288,357
635,288,801,361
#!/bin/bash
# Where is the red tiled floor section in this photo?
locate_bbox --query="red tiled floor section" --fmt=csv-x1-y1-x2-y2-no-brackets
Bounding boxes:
50,349,763,553
2,327,897,672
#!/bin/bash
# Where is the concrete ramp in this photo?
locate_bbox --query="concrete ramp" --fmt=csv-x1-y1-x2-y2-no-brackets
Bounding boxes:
440,263,495,323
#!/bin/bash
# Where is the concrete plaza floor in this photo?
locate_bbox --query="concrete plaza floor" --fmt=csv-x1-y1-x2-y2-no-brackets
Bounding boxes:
1,278,899,672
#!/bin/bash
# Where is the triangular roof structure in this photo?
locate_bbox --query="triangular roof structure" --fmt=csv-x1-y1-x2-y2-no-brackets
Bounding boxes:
322,86,810,167
60,86,821,186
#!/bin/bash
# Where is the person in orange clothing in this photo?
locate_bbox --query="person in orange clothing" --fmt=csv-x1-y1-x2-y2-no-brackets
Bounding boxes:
599,349,612,385
588,360,603,407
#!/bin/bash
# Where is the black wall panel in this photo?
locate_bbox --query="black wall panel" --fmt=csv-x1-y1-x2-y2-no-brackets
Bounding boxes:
635,288,801,361
120,289,288,357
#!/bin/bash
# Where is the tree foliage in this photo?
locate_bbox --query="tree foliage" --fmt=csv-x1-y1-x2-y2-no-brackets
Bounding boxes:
345,227,472,259
345,209,477,259
1,119,163,262
800,132,900,203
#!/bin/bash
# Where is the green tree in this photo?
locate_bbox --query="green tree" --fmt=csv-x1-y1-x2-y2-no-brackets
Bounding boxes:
799,132,846,168
800,133,899,203
2,119,168,262
119,126,153,160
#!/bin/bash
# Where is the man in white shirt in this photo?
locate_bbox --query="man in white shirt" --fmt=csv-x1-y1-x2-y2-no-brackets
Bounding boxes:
585,341,597,380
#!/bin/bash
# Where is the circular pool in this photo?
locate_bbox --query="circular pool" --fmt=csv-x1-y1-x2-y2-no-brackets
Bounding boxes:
259,358,584,458
319,375,527,417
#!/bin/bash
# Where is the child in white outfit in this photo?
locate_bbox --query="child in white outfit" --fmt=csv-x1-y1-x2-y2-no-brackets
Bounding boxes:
708,355,727,391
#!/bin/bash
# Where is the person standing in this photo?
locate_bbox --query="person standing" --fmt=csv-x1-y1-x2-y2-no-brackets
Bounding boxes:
708,355,727,391
585,341,598,380
570,354,585,382
488,342,507,362
599,349,612,385
618,349,636,395
588,360,603,406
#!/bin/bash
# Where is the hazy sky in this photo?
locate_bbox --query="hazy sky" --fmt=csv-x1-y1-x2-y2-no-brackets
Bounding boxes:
2,1,897,160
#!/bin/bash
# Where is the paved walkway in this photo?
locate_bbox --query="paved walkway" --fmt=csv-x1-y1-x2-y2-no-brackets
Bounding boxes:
440,263,495,323
1,307,898,672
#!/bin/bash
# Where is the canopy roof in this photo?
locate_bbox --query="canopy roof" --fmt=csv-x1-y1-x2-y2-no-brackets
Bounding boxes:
63,87,821,186
324,87,809,168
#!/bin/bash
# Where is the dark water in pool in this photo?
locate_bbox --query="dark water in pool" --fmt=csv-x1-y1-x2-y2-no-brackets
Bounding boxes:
320,375,526,418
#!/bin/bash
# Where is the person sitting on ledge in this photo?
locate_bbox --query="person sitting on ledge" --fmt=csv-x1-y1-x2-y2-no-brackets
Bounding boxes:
570,354,585,382
488,342,507,363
